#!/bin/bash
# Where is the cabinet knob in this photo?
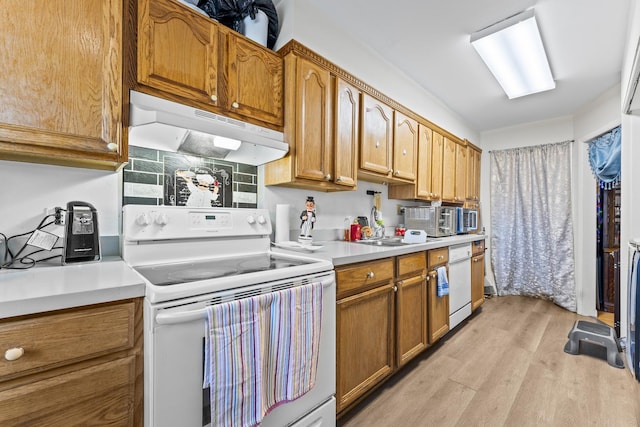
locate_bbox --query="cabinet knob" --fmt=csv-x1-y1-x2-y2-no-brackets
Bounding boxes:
324,174,331,181
106,142,118,152
231,101,239,109
402,149,407,156
4,347,24,361
336,177,342,182
375,141,381,148
438,255,444,260
392,285,398,292
210,94,218,102
394,170,400,176
367,271,375,279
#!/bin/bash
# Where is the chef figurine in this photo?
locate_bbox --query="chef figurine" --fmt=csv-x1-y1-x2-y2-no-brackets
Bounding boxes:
299,196,316,243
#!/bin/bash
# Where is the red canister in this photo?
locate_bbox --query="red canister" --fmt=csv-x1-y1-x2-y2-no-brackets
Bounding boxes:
350,223,362,241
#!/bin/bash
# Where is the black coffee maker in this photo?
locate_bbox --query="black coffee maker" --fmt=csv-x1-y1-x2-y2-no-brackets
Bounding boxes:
63,201,101,264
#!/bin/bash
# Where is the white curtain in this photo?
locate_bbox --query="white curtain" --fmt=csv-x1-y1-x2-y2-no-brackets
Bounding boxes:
490,141,577,311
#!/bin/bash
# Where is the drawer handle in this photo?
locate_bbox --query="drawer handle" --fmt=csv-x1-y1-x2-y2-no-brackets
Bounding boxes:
106,142,118,152
210,94,218,102
393,285,398,292
231,101,239,109
5,347,24,361
367,271,375,279
438,255,444,260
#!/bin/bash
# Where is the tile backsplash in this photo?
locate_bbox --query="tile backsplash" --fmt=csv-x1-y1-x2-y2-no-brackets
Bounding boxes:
123,146,258,208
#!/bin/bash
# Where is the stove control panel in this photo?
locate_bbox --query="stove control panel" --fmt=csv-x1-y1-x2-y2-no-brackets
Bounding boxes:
122,205,272,241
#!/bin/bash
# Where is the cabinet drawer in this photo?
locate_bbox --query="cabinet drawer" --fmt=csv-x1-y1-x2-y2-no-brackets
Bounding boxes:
0,302,135,379
472,239,485,255
397,252,426,277
428,248,449,268
336,258,394,297
0,356,135,426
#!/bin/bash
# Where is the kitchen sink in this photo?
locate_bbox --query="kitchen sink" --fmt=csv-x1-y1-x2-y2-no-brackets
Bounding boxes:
355,237,409,247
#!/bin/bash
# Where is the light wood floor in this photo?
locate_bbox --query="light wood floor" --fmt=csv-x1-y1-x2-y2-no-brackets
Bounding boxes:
338,295,640,427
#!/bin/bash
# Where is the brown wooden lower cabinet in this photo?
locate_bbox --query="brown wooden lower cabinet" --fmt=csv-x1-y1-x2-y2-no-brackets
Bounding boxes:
396,253,428,367
336,283,395,413
427,269,449,343
0,299,143,426
471,253,485,311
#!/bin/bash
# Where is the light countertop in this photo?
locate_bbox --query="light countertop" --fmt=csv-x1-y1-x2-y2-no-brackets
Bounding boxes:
272,234,486,266
0,257,145,319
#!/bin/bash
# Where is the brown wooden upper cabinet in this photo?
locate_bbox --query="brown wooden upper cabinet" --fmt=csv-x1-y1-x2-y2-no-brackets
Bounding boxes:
388,122,433,200
392,112,418,181
441,137,467,204
454,140,467,203
466,140,482,209
0,0,126,170
359,94,418,184
264,45,359,191
360,93,394,179
430,130,445,202
137,0,283,127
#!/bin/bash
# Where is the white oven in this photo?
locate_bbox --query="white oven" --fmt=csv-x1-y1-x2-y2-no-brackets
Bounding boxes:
122,205,336,427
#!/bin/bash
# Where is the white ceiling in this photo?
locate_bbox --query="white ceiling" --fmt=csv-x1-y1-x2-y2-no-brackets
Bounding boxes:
307,0,632,132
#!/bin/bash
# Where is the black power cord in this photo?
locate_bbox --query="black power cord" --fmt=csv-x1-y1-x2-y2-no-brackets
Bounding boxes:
1,210,66,270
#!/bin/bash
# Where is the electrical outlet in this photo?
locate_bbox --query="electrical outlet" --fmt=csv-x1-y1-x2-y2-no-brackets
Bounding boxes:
396,204,405,215
54,207,65,225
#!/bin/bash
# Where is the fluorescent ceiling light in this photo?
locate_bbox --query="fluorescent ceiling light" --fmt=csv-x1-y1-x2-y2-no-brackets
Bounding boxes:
471,9,555,99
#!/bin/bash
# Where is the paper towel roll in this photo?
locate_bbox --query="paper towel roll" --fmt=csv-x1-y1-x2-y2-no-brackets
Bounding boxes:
275,204,290,243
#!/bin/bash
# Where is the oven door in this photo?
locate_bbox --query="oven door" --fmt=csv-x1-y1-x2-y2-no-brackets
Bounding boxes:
144,272,336,427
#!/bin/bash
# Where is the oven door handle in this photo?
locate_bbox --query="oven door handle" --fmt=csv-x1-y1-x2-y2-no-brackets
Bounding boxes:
155,276,336,325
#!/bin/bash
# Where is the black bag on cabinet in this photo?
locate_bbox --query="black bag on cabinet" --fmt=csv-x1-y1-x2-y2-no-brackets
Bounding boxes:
197,0,279,49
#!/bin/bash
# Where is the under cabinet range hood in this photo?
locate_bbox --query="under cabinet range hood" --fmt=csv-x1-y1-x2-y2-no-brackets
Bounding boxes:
128,91,288,165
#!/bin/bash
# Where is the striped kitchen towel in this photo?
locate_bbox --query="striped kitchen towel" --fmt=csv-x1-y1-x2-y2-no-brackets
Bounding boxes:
437,266,449,297
203,281,323,427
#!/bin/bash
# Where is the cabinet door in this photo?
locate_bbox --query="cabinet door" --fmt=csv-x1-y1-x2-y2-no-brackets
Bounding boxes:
392,112,418,181
427,270,449,343
0,0,124,169
416,124,433,199
294,58,333,182
396,275,428,367
431,131,444,201
336,284,395,412
466,146,481,206
454,142,467,203
0,356,135,426
360,94,393,176
227,34,283,126
471,254,485,311
334,78,360,188
466,145,476,202
138,0,218,105
473,148,481,205
441,137,457,202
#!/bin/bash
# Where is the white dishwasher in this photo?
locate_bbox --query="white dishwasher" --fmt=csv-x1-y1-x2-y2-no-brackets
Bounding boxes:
448,243,472,329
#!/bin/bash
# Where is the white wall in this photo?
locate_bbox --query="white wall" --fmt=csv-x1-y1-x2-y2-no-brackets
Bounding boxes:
274,0,480,145
0,160,121,241
620,0,640,340
572,86,622,319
